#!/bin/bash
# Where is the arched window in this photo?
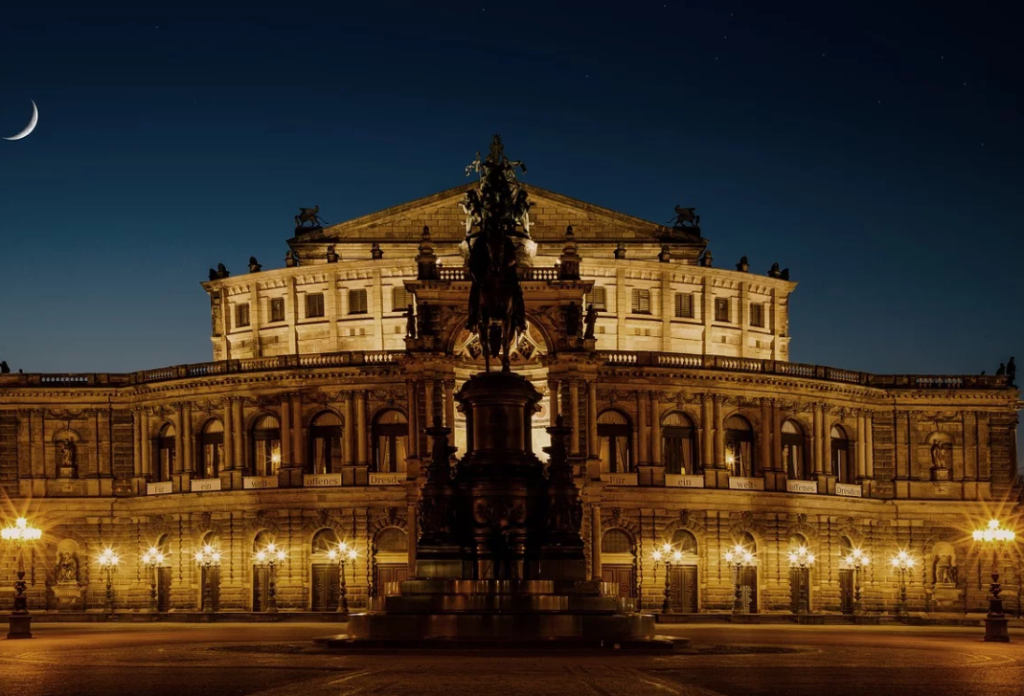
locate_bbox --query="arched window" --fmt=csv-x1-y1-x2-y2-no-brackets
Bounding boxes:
376,528,407,554
309,411,344,475
372,410,408,473
724,415,755,477
155,424,176,482
601,529,634,554
251,415,282,477
662,412,698,475
831,425,852,483
671,529,698,555
598,410,633,474
782,420,807,480
198,419,224,479
311,528,340,556
253,530,276,553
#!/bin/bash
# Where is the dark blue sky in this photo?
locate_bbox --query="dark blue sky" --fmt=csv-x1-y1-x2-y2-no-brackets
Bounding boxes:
0,1,1020,375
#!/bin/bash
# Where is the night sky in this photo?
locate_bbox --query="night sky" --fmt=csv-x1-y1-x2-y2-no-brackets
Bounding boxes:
0,1,1020,375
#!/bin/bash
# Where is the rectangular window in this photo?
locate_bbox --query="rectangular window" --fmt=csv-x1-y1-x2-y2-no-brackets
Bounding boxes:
235,303,250,328
750,302,765,328
391,286,409,313
714,297,730,323
631,288,651,314
674,292,694,318
348,288,368,315
269,297,285,323
588,286,607,311
305,292,325,318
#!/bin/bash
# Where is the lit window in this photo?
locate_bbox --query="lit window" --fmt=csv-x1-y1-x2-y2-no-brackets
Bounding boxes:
674,293,694,318
235,303,250,328
392,287,410,312
306,292,325,318
269,297,285,323
750,303,765,327
631,289,651,314
588,286,607,311
714,298,730,323
349,289,368,315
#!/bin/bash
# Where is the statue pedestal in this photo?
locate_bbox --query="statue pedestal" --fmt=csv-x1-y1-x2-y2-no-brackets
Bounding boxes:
58,466,76,479
930,583,962,610
930,467,951,482
52,584,85,611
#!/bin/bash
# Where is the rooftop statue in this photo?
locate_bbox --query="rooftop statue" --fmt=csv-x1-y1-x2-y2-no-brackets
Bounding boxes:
294,205,327,230
461,135,533,372
670,205,701,231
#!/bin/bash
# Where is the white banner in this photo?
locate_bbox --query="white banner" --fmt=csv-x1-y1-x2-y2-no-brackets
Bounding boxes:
665,474,705,488
369,473,405,485
303,473,343,488
786,480,818,494
190,478,221,492
835,483,863,498
728,476,765,491
606,473,638,486
243,476,279,490
146,482,173,496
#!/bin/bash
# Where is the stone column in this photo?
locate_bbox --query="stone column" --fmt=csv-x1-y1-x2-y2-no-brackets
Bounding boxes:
705,395,729,488
591,505,602,581
343,393,354,465
221,398,239,490
140,409,151,480
762,398,785,491
548,380,559,426
172,406,185,492
648,394,664,487
183,404,194,475
758,398,770,474
864,412,875,481
856,413,867,480
132,410,143,480
355,391,368,466
444,380,456,444
587,381,598,458
700,395,713,470
713,396,724,467
811,405,822,474
637,391,649,465
405,382,418,458
569,381,581,457
424,380,435,432
290,392,304,472
280,397,293,468
231,398,244,472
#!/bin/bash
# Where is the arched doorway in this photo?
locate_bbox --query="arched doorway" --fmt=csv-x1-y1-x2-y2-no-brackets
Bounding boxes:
788,533,812,613
668,529,699,613
724,416,755,477
251,415,282,476
831,426,852,483
155,424,176,482
252,530,276,612
600,529,636,599
372,411,408,473
310,529,341,611
662,412,698,475
308,411,344,475
373,528,408,597
782,420,808,480
197,419,224,480
598,411,633,474
199,531,221,611
839,536,855,614
152,534,172,612
736,532,758,613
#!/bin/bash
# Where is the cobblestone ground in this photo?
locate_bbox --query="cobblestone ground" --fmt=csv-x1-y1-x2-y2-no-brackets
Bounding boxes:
0,623,1020,696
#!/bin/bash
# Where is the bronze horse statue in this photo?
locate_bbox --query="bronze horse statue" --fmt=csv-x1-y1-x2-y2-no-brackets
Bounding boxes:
463,136,530,372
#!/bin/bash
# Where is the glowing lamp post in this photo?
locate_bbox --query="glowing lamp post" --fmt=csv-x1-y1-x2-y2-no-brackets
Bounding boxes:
194,544,222,613
787,546,815,614
97,548,120,614
254,543,286,613
652,543,683,614
141,547,166,612
723,543,756,614
972,518,1016,643
2,517,42,639
890,550,915,617
843,548,870,614
327,542,358,616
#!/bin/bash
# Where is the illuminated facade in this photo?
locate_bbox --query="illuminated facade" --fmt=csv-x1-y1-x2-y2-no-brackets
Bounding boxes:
0,183,1019,617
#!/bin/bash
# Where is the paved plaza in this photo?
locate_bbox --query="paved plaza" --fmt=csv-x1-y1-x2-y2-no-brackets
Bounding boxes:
0,622,1020,696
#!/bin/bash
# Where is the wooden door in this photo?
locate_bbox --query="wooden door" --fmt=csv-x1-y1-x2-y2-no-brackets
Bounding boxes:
674,565,698,613
252,567,270,612
790,567,809,612
202,567,220,611
601,564,636,599
311,564,339,611
740,566,758,613
839,568,854,614
156,567,172,612
375,563,409,597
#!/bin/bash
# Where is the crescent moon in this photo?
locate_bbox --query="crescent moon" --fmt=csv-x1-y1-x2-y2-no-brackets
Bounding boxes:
3,100,39,141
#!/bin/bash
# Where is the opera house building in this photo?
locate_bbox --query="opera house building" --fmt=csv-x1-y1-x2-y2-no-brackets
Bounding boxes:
0,178,1019,618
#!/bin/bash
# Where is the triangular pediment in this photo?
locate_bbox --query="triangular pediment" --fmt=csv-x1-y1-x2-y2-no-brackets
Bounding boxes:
290,183,704,246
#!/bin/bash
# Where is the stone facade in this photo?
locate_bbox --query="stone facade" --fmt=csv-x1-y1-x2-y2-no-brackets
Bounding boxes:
0,184,1019,617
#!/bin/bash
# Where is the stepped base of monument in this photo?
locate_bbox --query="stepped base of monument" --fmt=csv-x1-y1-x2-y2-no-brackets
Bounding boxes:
318,578,667,649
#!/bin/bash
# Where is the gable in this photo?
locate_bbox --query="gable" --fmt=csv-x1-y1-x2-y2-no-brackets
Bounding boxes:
290,183,704,246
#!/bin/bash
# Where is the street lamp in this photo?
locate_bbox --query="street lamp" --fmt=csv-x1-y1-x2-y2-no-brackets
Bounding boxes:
2,517,42,639
141,546,166,612
652,543,683,614
787,545,816,614
327,542,358,616
254,542,286,613
972,518,1017,643
843,548,870,614
890,550,915,617
723,543,756,614
194,544,222,613
97,548,120,614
